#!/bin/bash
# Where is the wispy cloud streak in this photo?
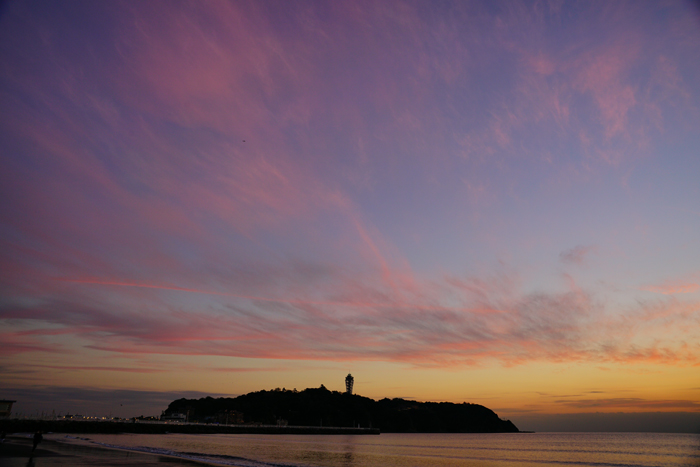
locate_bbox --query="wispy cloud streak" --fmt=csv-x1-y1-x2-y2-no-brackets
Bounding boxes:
3,269,698,368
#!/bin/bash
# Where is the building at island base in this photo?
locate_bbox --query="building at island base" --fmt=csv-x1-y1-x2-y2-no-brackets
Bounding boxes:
160,412,187,422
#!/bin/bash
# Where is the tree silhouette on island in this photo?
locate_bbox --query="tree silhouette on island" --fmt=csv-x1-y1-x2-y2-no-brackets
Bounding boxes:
165,384,519,433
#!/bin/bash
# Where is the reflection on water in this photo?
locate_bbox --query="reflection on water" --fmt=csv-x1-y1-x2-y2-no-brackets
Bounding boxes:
342,436,356,466
64,432,700,467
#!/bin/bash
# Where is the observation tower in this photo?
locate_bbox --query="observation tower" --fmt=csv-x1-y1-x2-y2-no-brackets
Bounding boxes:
345,373,354,394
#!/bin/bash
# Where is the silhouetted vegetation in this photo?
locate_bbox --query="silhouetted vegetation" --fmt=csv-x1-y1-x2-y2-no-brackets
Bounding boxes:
165,385,519,433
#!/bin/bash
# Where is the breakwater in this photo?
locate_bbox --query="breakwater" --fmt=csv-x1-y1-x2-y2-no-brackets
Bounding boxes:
0,419,380,435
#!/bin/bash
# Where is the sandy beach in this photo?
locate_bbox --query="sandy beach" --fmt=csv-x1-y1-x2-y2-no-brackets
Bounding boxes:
0,436,208,466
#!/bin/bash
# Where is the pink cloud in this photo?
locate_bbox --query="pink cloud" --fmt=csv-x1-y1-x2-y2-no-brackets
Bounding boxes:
211,367,284,373
0,320,75,356
26,364,166,374
571,42,640,141
642,276,700,295
0,339,61,356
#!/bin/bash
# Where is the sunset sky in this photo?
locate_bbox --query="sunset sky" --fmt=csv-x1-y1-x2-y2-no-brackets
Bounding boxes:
1,0,700,431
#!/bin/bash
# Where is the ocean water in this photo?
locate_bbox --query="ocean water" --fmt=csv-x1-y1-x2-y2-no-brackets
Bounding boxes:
60,432,700,467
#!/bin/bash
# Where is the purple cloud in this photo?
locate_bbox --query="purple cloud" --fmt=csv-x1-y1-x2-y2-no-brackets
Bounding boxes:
560,245,597,265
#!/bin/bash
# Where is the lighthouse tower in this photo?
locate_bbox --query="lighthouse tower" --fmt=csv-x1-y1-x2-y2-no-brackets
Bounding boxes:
345,374,354,394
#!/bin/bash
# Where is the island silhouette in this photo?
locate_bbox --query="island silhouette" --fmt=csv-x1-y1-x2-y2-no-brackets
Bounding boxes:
164,385,519,433
0,384,519,435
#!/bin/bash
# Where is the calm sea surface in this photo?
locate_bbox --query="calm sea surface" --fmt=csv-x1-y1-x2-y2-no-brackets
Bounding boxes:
63,432,700,467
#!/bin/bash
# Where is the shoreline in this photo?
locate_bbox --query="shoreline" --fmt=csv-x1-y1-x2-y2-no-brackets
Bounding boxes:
0,436,216,466
1,431,532,467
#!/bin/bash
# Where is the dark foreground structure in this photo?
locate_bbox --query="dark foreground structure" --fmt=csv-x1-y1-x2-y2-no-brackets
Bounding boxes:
0,419,378,435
